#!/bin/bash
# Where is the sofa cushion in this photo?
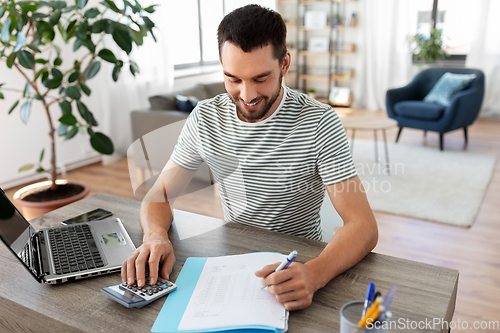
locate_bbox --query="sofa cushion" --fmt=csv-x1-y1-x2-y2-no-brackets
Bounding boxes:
423,72,476,106
394,101,445,121
205,82,226,97
148,84,213,110
175,95,199,112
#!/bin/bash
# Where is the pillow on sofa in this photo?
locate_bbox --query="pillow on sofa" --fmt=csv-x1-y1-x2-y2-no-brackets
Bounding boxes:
175,95,199,112
423,72,476,107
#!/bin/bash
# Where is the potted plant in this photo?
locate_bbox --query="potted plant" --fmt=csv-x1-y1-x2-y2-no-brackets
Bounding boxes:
307,87,316,99
0,0,157,219
409,28,449,66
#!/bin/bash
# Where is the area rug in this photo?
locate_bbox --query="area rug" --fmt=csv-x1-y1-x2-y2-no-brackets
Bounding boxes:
350,140,497,227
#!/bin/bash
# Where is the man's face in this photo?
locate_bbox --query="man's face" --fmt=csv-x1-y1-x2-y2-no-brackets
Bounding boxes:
220,42,290,123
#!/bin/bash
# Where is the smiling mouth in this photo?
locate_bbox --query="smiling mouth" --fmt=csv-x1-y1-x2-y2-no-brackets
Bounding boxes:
243,101,259,106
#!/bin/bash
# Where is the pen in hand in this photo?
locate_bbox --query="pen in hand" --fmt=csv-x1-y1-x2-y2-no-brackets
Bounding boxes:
261,250,298,290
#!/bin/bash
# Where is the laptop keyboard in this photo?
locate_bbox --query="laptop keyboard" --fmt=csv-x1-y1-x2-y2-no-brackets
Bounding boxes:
47,224,104,275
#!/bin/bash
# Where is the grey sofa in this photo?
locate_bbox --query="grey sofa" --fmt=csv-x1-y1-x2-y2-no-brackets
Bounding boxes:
129,82,226,189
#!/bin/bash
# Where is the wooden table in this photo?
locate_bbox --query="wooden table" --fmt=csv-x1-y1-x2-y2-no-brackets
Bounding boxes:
341,117,398,175
0,193,458,333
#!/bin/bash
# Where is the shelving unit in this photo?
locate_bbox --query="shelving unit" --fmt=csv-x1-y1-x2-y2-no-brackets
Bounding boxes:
279,0,357,107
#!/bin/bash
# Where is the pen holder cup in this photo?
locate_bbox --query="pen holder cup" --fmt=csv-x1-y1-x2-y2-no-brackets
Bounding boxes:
340,301,388,333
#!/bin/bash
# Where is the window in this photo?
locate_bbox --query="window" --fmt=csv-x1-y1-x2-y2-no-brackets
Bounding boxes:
416,0,479,60
171,0,276,69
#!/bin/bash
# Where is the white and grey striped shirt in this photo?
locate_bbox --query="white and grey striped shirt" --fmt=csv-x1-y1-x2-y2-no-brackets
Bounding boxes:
171,86,356,240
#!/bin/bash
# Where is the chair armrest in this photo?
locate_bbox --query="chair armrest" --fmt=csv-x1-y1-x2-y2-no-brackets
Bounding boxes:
130,109,189,142
444,88,484,131
385,80,421,118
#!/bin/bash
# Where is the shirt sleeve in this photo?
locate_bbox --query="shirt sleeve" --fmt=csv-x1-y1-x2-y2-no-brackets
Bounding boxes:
170,106,204,171
314,108,357,186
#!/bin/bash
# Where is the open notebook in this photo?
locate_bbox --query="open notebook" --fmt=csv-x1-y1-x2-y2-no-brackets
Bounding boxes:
152,252,289,333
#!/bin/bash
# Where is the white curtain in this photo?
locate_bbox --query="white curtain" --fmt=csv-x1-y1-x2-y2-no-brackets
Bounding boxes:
94,0,175,165
465,0,500,118
352,0,415,111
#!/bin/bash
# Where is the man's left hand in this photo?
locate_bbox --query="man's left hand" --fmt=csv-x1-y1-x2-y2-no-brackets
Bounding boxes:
255,262,318,311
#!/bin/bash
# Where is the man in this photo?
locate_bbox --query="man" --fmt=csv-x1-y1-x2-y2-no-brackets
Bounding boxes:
122,5,378,311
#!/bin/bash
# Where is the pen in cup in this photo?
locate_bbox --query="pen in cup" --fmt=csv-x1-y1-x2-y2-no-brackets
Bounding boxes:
361,282,375,317
261,250,298,290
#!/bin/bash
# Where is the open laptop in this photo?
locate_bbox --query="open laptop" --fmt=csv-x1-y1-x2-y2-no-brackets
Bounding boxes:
0,188,135,284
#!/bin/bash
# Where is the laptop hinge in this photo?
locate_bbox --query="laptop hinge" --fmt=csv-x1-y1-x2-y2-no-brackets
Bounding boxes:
34,232,50,277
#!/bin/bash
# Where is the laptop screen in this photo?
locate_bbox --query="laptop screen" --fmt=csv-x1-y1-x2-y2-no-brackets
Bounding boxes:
0,191,42,282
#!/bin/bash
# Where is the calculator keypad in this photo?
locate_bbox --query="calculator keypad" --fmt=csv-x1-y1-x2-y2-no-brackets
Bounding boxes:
119,273,176,301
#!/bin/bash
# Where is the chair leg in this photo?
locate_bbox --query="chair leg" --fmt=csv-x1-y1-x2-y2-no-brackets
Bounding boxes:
395,127,403,143
439,133,444,151
464,127,468,146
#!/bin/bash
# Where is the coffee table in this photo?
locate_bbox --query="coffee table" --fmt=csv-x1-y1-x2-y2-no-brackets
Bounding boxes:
341,116,398,175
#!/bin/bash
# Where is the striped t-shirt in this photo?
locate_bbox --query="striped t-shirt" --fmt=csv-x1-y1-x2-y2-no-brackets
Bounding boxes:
171,86,357,240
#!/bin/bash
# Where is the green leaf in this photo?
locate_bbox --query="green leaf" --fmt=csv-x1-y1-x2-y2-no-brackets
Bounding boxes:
58,123,68,136
142,16,155,30
76,21,88,39
91,19,110,33
59,114,77,126
27,44,42,53
66,86,81,100
31,13,49,20
39,148,45,162
84,8,100,18
66,20,77,34
59,100,72,115
128,26,144,46
98,48,118,63
0,92,3,99
85,61,101,79
8,100,20,114
65,126,78,140
77,101,98,126
34,67,48,81
80,81,91,95
73,38,83,51
42,79,62,89
35,58,48,64
90,132,114,155
112,28,132,54
23,80,30,97
68,71,80,83
101,0,122,14
50,1,67,9
87,128,95,136
59,87,65,95
18,50,35,69
33,94,44,100
54,57,62,66
36,20,53,33
6,52,17,68
144,5,157,14
18,164,35,172
1,17,11,42
36,167,46,173
63,5,75,13
13,31,26,52
112,61,123,82
20,101,31,124
0,6,5,18
41,71,49,82
77,0,89,9
49,9,62,25
129,61,139,76
51,68,63,80
84,39,95,53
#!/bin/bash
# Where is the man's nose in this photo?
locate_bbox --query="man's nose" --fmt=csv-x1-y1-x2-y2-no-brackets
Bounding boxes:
239,82,258,103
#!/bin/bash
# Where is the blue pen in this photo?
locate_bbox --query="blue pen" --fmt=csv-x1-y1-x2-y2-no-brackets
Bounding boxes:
361,282,375,317
261,251,297,290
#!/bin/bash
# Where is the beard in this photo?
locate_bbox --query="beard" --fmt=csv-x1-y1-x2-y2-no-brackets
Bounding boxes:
230,73,283,122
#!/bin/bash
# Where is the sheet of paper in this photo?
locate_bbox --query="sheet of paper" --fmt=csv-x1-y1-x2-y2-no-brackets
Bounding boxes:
178,252,288,331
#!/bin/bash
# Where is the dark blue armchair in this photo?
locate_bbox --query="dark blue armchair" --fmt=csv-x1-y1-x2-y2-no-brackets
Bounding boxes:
386,68,485,150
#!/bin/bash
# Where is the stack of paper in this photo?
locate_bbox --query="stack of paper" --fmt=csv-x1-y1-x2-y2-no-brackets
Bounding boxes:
152,252,289,333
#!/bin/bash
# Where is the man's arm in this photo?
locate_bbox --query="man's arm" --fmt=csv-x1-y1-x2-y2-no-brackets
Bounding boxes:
121,159,196,288
256,176,378,310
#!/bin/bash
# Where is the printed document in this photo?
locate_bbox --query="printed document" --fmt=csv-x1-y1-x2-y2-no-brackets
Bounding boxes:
178,252,288,331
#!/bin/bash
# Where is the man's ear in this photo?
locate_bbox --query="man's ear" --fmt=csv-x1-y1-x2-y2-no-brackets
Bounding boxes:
281,51,291,76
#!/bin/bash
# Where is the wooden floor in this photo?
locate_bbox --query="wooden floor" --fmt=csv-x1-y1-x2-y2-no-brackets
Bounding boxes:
5,110,500,332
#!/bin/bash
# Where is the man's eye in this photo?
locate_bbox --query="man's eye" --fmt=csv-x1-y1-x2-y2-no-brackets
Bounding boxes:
255,78,267,83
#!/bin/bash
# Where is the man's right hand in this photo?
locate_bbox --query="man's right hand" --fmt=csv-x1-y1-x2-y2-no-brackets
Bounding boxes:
121,233,176,288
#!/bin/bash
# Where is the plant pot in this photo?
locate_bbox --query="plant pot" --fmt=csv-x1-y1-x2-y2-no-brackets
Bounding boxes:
13,179,90,221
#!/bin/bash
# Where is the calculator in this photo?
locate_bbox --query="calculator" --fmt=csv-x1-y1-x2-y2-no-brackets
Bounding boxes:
101,274,177,308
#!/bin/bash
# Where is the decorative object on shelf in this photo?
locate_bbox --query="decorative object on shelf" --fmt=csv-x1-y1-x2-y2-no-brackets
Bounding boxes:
304,10,328,28
307,87,316,99
345,12,356,27
0,0,157,216
329,87,351,106
409,28,449,64
308,37,329,52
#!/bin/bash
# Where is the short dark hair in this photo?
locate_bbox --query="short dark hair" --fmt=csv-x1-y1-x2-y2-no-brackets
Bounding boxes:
217,5,287,64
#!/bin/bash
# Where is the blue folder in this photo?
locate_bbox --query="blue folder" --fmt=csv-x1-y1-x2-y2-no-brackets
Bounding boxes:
151,256,286,333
